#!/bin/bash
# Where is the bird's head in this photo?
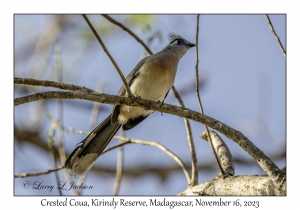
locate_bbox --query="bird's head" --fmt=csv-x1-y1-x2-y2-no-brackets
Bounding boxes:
168,33,196,48
162,33,195,58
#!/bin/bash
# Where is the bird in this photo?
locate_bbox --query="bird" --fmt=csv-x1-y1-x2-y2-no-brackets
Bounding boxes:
65,33,196,176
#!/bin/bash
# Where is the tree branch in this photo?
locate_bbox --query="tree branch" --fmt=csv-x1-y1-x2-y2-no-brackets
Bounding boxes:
14,77,99,94
113,136,191,184
14,165,64,178
113,131,124,195
265,14,286,57
201,130,235,176
194,14,225,176
180,175,282,196
171,86,196,186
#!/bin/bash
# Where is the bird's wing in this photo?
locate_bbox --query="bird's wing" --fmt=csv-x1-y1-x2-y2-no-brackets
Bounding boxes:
111,56,148,123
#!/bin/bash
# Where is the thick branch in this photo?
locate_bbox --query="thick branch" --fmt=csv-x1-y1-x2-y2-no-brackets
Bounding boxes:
201,130,235,176
180,175,283,196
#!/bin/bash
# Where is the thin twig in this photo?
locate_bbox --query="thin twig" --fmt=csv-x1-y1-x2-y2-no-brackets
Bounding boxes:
14,165,64,178
102,14,153,55
194,14,225,175
14,77,99,94
113,136,191,185
46,113,62,195
113,130,124,195
55,44,67,164
69,125,90,135
265,14,286,57
90,84,104,129
54,44,80,195
171,86,196,186
195,15,201,110
82,14,133,97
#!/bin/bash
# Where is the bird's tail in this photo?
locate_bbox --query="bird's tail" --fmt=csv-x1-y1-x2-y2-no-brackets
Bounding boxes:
65,114,121,176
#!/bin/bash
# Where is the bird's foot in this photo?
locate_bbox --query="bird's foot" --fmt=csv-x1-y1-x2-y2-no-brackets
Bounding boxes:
132,95,141,102
157,100,164,116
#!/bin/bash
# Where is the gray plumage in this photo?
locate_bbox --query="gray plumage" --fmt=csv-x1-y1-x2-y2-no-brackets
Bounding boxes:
65,33,195,176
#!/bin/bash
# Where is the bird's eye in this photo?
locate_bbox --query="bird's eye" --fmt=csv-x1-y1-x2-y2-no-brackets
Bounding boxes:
171,40,178,45
171,39,183,46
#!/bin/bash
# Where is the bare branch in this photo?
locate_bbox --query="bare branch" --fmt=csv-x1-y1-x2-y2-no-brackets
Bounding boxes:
195,14,201,102
265,14,286,57
101,14,153,55
113,130,125,195
201,130,235,176
113,136,191,184
46,113,62,195
171,86,196,186
54,44,78,195
69,125,90,135
54,44,67,164
82,14,133,97
14,165,64,178
14,77,99,94
194,14,225,175
180,175,282,196
90,84,104,129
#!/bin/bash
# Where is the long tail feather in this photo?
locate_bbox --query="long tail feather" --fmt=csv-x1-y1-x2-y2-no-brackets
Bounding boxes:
65,114,121,176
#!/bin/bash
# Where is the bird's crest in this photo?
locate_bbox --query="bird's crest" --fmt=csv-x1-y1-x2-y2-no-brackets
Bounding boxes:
168,33,185,43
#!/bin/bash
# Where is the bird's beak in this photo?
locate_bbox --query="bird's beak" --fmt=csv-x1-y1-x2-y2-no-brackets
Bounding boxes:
188,43,196,48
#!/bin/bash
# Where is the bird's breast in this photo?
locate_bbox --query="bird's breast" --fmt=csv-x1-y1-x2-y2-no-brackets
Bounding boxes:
118,60,178,124
130,62,176,101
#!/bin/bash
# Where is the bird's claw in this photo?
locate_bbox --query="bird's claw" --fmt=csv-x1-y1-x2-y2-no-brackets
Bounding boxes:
132,95,141,102
157,100,164,116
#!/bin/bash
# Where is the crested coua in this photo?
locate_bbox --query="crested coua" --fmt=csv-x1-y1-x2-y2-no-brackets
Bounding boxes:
65,33,196,176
